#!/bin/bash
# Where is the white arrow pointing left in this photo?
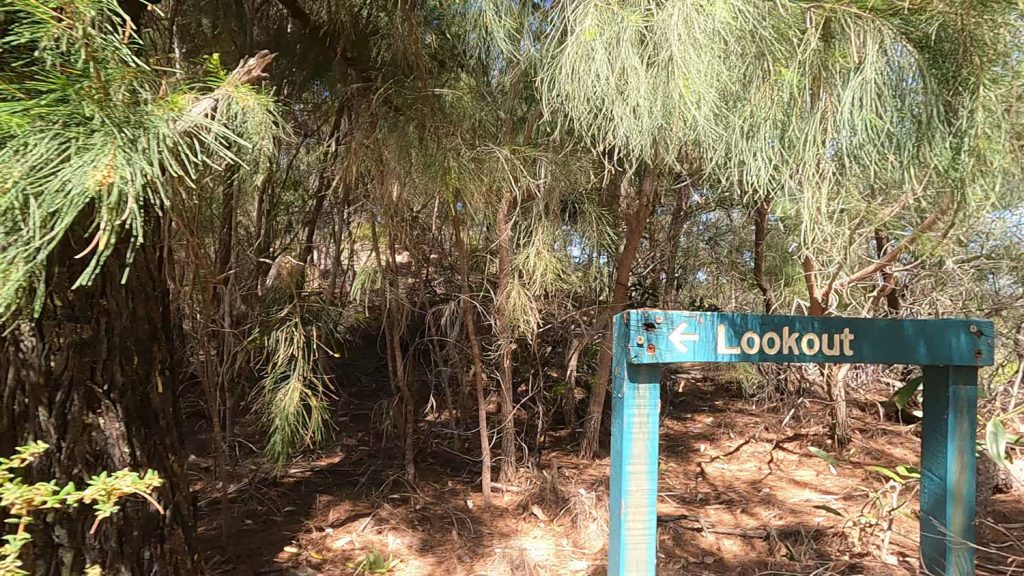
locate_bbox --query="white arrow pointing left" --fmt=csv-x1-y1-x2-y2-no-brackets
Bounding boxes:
669,321,699,353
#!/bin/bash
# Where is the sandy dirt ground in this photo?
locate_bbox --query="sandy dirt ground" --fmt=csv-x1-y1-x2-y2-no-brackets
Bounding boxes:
193,374,1023,575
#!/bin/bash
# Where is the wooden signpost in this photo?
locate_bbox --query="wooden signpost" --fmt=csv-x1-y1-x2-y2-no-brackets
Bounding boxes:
608,310,995,576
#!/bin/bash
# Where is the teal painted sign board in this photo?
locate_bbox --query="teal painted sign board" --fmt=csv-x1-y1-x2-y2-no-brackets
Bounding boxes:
609,310,994,576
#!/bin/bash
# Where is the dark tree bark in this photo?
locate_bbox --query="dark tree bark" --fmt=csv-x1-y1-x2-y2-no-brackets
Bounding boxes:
298,187,328,269
0,50,274,574
327,186,351,301
118,0,161,28
214,175,237,287
253,175,276,290
1,230,199,575
298,97,350,281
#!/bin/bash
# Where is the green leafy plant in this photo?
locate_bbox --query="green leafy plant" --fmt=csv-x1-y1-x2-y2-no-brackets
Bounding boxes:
807,446,842,473
346,549,401,575
890,376,923,417
984,408,1023,479
883,376,1021,482
809,457,920,561
0,442,163,576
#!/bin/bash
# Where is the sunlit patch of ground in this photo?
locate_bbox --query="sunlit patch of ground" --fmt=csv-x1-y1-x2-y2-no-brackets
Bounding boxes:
195,376,1021,575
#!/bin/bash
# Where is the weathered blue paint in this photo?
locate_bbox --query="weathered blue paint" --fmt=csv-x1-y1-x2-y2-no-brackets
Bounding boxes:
622,310,993,367
608,309,993,576
920,366,978,576
608,313,660,576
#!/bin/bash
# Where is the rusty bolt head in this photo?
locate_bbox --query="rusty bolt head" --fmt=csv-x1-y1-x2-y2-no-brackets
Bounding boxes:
647,343,656,354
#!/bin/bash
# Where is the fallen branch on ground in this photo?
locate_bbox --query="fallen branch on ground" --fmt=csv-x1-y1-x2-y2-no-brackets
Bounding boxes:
657,514,769,539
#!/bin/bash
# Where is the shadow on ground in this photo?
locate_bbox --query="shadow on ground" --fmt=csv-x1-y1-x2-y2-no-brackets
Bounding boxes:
192,363,1020,575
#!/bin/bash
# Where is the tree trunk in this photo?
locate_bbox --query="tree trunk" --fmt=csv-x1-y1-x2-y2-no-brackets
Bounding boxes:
298,187,329,270
800,255,851,448
298,96,349,281
327,186,350,301
0,50,274,573
753,195,776,314
580,167,658,459
253,175,276,289
0,231,198,575
371,220,415,481
494,190,518,482
210,169,238,542
212,168,239,442
872,231,901,315
824,365,851,448
385,225,416,483
453,205,492,504
370,222,397,396
661,176,693,307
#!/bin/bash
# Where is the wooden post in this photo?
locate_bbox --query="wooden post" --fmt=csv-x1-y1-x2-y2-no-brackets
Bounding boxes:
608,312,661,576
605,310,991,575
920,365,978,576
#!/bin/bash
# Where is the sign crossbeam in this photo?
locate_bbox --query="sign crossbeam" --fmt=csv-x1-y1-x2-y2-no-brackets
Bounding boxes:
608,309,994,576
624,310,994,367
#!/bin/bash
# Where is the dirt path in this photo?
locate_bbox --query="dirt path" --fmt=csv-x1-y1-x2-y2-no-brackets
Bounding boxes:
195,375,1022,575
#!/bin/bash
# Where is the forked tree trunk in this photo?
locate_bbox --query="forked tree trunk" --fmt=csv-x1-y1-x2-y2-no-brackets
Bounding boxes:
801,255,851,448
580,168,658,459
0,230,198,575
801,193,946,449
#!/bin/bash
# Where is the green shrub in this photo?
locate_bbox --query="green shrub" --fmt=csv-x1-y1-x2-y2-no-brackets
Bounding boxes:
0,442,163,576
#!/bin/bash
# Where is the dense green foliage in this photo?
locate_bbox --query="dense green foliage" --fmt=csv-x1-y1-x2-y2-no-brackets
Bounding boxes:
0,0,277,323
1,0,1023,570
